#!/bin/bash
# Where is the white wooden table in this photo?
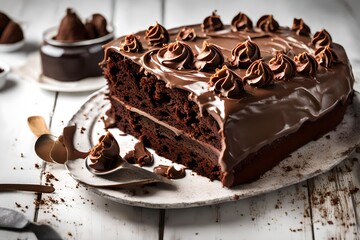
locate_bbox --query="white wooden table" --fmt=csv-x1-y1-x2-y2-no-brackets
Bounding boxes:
1,0,360,239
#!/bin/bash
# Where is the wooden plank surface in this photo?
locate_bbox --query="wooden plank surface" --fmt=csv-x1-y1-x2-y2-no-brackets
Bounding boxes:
0,0,359,240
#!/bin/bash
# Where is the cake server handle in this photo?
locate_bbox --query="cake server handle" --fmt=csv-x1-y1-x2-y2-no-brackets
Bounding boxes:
0,184,55,193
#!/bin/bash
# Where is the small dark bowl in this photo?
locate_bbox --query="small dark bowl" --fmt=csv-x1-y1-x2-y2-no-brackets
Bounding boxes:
40,26,114,81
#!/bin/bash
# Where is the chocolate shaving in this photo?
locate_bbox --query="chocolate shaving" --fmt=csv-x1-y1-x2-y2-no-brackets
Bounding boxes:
153,165,186,179
124,141,154,166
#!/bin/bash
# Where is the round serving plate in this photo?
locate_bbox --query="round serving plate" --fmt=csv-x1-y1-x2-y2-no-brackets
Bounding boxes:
66,87,360,209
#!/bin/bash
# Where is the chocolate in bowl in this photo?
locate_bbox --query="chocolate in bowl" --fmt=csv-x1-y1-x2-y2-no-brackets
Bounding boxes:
40,26,114,81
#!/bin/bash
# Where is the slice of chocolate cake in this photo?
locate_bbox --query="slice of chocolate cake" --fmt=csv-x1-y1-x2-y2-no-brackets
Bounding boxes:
101,12,354,187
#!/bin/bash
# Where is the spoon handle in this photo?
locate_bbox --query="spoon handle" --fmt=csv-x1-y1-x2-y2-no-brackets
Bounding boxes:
27,116,50,137
0,184,55,193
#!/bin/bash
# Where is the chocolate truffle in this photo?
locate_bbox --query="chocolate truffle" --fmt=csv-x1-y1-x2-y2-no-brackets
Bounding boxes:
0,20,24,44
0,12,10,36
55,8,89,42
85,13,109,38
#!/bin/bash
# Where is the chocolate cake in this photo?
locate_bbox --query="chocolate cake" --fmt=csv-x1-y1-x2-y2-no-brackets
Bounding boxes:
101,12,354,187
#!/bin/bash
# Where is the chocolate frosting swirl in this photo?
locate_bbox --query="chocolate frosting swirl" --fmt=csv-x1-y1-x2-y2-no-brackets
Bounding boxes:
231,39,261,68
157,41,194,70
208,65,244,99
294,52,318,76
256,15,279,32
145,22,169,47
177,27,197,41
312,29,332,48
201,11,224,32
88,132,122,171
231,12,253,32
291,18,311,37
315,46,338,68
243,60,274,87
269,52,296,81
120,33,143,53
195,41,224,71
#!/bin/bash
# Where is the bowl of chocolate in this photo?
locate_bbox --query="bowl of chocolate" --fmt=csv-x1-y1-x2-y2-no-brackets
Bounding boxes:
0,61,10,90
40,8,114,81
0,11,25,52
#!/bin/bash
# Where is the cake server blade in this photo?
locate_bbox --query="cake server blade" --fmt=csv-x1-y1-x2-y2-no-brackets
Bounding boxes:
0,207,62,240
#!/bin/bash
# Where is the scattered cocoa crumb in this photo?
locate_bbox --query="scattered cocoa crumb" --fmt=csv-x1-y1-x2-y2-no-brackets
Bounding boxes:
80,127,86,134
356,146,360,153
20,153,24,158
20,167,23,170
44,172,59,184
15,202,21,208
328,220,334,225
34,163,40,169
282,166,293,172
68,232,73,237
13,167,16,170
331,196,339,206
233,194,240,200
349,187,359,195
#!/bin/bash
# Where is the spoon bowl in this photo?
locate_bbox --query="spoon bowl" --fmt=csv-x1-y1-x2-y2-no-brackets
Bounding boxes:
34,134,68,164
34,134,57,163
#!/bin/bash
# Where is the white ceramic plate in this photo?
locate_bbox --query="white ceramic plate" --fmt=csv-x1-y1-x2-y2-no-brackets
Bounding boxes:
0,40,25,52
15,53,106,92
66,87,360,209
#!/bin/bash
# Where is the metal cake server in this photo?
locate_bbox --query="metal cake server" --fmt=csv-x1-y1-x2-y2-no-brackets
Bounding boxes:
0,207,62,240
65,157,170,188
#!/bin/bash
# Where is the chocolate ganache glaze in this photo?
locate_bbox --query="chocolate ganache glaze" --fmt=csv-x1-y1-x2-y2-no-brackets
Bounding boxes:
103,14,354,186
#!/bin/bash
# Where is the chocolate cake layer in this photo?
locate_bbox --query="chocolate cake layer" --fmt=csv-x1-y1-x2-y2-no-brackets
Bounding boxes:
102,16,354,187
110,99,221,181
109,92,351,186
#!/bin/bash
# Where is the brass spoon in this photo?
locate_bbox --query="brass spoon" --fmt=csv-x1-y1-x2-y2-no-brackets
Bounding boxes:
28,116,68,164
34,134,67,164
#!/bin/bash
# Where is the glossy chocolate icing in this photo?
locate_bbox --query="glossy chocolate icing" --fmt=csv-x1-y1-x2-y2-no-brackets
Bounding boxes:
103,18,354,186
